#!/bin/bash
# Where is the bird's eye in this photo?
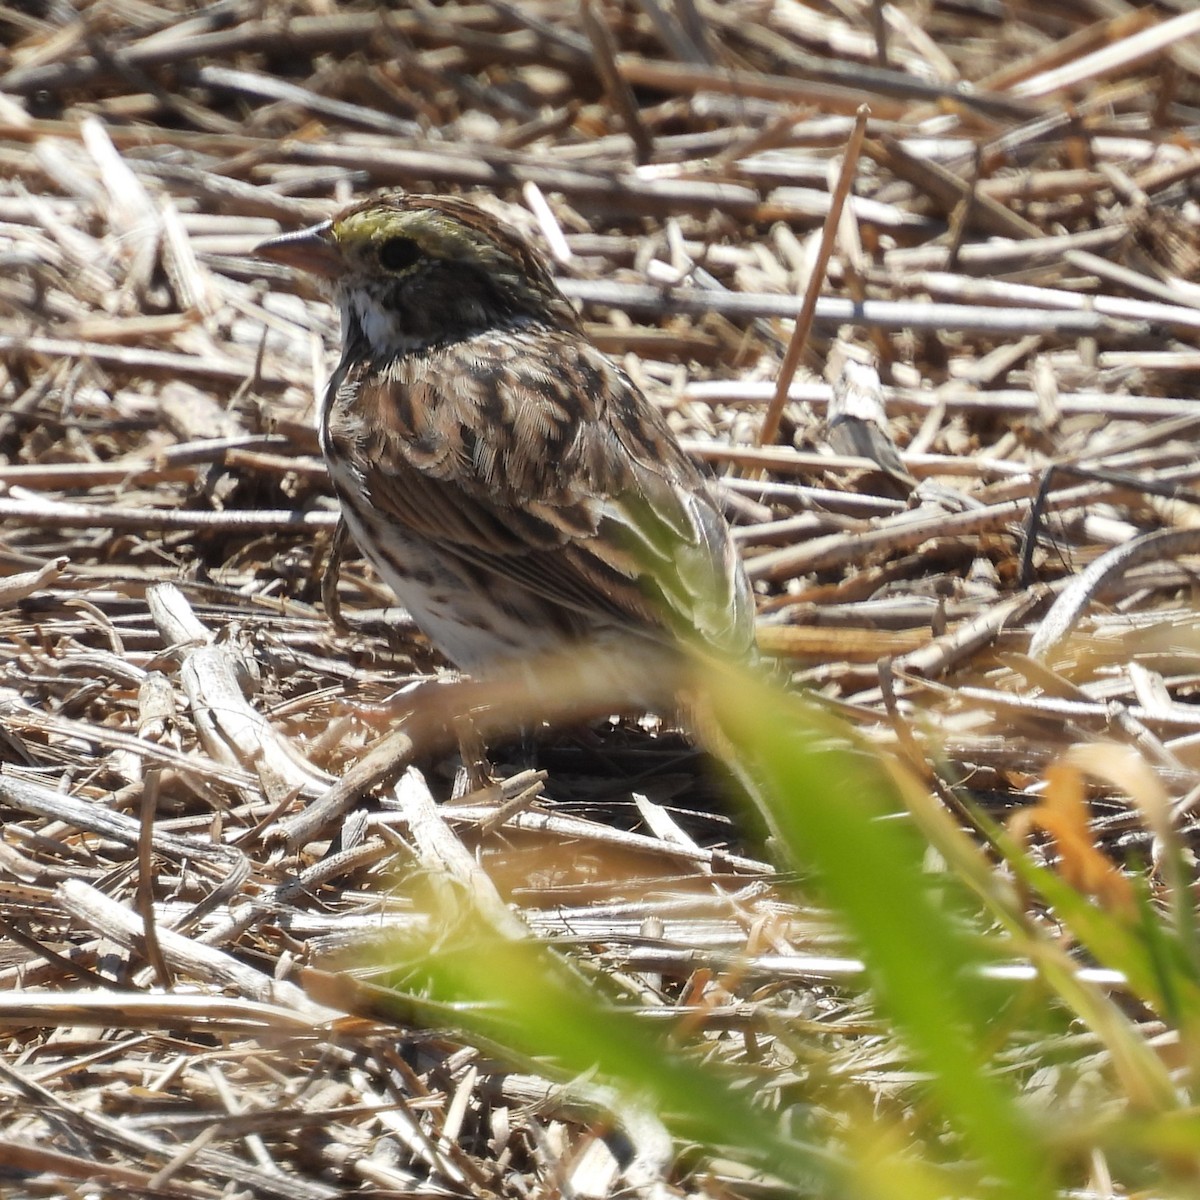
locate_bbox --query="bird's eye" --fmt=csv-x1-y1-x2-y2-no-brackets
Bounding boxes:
378,236,422,272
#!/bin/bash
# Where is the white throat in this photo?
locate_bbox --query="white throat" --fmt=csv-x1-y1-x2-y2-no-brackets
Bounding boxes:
339,289,423,356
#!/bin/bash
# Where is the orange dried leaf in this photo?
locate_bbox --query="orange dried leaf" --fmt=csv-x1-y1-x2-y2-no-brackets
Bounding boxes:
1010,762,1134,916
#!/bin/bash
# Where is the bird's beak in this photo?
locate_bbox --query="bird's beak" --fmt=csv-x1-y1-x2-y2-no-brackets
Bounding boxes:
254,220,341,278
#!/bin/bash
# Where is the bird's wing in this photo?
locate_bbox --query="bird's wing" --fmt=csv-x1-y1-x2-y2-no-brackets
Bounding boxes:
328,327,754,658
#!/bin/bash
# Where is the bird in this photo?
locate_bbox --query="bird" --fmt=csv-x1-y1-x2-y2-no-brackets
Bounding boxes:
254,194,754,681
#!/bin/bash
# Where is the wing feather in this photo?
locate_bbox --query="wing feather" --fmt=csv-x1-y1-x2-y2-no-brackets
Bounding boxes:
326,326,754,657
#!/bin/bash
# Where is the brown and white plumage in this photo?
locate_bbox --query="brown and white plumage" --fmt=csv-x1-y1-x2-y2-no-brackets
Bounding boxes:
256,195,754,671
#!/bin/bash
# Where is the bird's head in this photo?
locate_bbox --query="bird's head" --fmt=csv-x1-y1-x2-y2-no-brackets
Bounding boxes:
255,195,579,356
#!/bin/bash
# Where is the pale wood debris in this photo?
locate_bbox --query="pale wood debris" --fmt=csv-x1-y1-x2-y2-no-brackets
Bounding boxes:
2,2,1200,1195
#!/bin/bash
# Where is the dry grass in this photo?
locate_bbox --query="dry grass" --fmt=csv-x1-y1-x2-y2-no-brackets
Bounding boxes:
3,1,1200,1196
